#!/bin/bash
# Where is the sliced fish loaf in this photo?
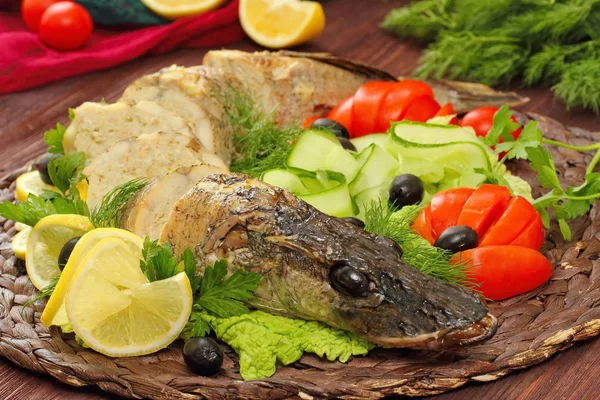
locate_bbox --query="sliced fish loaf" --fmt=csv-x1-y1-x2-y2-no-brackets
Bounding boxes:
202,50,371,126
120,164,226,240
83,132,227,208
63,101,195,159
120,65,234,166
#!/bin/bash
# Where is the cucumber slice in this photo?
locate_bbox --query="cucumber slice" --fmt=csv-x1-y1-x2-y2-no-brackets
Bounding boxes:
353,184,389,221
349,144,400,196
350,133,389,153
261,169,311,195
300,172,355,218
287,129,361,182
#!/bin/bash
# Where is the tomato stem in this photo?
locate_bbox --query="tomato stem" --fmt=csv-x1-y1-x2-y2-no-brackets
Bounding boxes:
541,139,600,152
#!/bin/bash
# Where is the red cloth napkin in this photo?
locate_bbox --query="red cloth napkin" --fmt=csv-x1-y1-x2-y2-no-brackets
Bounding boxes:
0,0,245,94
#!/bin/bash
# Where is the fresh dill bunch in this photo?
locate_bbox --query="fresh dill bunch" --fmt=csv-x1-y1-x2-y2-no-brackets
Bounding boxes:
553,59,600,114
415,32,529,86
213,83,302,178
364,202,473,288
380,0,453,41
90,177,148,228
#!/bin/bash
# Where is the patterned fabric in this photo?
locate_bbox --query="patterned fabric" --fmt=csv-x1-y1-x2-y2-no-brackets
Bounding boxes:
76,0,169,26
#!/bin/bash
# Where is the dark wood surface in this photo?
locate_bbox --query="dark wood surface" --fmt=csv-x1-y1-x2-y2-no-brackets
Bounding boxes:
0,1,599,399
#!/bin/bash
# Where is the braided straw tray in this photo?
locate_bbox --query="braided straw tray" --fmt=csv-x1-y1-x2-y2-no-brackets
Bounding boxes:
0,111,599,399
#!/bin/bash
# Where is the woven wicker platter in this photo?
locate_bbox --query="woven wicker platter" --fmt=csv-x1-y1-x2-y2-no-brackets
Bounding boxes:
0,111,599,399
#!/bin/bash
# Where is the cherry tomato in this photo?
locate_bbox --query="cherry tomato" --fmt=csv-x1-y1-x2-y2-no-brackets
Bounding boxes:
402,95,441,123
429,187,475,237
453,245,553,300
456,184,511,237
302,116,319,129
327,96,354,136
479,196,540,248
39,2,93,51
374,80,435,133
21,0,70,32
460,106,522,158
351,81,395,137
411,205,434,244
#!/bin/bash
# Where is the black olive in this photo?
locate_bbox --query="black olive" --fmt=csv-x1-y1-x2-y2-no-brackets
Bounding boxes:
58,237,81,270
388,174,424,209
343,217,365,229
330,264,369,297
434,226,479,253
338,138,357,151
183,337,223,376
310,118,350,139
35,153,60,185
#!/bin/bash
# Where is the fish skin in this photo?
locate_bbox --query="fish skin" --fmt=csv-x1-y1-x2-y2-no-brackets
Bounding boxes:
160,174,496,349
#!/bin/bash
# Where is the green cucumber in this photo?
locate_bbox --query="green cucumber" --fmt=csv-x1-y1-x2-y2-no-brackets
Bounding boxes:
349,144,400,196
261,169,311,195
353,184,389,221
287,129,361,182
350,133,389,153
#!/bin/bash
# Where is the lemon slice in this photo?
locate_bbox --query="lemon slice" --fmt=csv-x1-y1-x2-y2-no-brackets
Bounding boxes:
26,214,94,291
11,226,32,260
15,171,58,202
140,0,225,19
41,228,144,328
66,238,193,357
15,222,30,231
239,0,325,49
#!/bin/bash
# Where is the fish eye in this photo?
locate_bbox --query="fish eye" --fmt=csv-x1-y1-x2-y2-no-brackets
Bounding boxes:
329,264,369,297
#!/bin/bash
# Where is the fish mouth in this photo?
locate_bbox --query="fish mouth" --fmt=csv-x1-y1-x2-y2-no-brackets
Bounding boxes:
366,313,498,349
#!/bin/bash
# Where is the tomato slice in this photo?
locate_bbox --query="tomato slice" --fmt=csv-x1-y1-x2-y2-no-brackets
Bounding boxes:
430,188,475,237
302,116,319,129
434,102,459,125
351,81,395,137
374,80,435,133
456,184,511,237
454,246,553,301
411,205,434,244
479,196,538,248
403,95,441,123
327,96,354,135
510,215,545,250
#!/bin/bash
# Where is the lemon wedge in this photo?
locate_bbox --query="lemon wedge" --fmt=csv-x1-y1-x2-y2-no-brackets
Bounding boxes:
15,171,58,202
140,0,225,19
11,226,32,260
239,0,325,49
41,228,144,328
26,214,94,291
65,237,193,357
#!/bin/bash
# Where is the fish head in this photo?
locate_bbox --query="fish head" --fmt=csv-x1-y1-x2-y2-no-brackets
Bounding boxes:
272,212,497,349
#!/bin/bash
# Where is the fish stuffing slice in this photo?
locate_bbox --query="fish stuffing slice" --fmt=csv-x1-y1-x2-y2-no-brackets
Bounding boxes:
63,101,195,159
83,132,227,208
120,65,234,166
161,174,497,349
120,164,226,240
202,50,374,126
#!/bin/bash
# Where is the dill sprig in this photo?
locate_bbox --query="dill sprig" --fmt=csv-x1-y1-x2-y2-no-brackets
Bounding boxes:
90,177,148,228
213,82,302,178
364,202,473,288
383,0,600,113
23,277,59,308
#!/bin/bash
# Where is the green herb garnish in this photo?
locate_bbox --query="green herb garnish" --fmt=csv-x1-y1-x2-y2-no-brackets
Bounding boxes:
23,277,59,308
364,202,473,287
44,123,67,155
215,83,302,177
382,0,600,113
90,178,148,228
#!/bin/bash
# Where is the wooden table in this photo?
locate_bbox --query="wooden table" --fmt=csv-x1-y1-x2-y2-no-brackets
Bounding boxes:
1,0,599,398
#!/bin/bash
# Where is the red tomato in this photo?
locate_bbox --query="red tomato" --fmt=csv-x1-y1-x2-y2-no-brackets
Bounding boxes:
21,0,69,32
302,116,319,129
456,184,511,237
39,2,93,51
402,95,441,123
480,196,539,247
327,96,354,135
374,80,435,132
351,81,395,136
412,205,434,244
460,106,522,158
510,213,545,250
434,102,459,125
429,187,475,237
453,246,553,300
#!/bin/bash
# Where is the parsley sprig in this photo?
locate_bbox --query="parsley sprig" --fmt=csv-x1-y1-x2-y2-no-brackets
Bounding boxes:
139,239,263,340
479,105,600,240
